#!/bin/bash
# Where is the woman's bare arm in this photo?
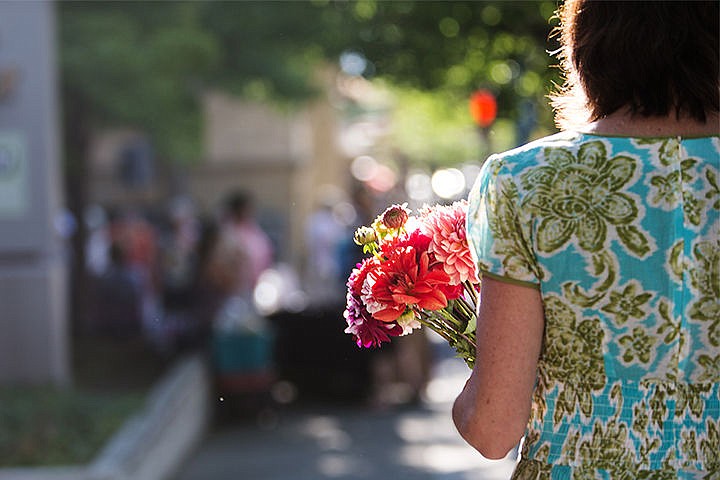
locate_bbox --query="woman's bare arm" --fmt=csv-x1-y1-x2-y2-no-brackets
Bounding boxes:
452,275,545,459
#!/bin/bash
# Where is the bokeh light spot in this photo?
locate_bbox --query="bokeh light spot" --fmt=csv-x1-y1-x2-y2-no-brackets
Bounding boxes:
431,168,465,199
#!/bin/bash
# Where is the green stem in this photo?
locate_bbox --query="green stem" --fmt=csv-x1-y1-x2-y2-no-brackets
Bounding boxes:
417,313,454,343
438,310,477,351
463,280,479,305
418,309,477,368
453,297,475,324
439,308,464,332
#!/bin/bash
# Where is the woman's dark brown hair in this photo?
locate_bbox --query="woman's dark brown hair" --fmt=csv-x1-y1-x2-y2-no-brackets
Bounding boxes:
551,0,719,129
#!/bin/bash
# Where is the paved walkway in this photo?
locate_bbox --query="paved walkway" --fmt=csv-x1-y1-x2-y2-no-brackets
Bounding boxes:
173,353,517,480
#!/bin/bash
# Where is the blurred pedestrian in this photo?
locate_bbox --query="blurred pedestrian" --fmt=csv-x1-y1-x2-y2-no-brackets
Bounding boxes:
218,190,274,296
205,192,276,397
160,197,200,311
185,217,228,349
89,242,142,339
108,208,164,349
304,189,346,307
453,1,719,478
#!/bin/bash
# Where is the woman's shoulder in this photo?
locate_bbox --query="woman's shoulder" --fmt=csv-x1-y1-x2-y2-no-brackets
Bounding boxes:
486,131,586,172
490,131,718,169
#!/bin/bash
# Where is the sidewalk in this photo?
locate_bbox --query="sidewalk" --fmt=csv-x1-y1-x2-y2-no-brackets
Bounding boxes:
172,351,517,480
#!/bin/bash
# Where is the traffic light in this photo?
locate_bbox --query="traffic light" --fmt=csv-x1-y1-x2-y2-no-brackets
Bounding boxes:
469,89,497,128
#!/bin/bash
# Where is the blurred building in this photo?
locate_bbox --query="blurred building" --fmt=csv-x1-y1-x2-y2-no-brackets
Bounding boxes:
0,2,69,386
86,69,358,279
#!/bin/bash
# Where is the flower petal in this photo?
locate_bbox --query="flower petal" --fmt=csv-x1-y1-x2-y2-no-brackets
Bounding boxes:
417,289,448,311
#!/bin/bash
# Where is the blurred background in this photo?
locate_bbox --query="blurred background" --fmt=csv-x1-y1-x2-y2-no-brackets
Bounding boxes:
0,1,560,478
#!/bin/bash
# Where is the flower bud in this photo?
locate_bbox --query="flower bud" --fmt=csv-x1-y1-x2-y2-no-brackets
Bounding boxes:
353,226,377,246
382,204,410,229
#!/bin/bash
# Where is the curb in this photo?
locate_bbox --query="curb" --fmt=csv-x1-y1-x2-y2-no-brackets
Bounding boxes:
0,354,211,480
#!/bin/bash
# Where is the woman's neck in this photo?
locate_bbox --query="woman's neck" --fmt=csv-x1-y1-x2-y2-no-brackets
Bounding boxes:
583,109,720,137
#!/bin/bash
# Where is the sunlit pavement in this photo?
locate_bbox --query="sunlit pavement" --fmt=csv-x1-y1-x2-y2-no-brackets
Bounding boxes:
173,348,517,480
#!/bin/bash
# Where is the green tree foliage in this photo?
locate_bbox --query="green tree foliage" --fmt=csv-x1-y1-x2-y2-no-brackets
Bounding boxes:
61,2,220,162
334,1,558,104
59,0,560,164
323,0,561,165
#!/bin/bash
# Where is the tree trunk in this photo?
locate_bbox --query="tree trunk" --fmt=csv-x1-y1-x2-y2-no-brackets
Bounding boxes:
62,89,91,336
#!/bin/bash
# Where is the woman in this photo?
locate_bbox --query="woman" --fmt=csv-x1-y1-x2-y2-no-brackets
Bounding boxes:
453,1,719,478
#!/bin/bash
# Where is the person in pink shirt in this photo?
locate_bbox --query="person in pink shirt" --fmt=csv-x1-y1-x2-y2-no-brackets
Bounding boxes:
219,191,274,296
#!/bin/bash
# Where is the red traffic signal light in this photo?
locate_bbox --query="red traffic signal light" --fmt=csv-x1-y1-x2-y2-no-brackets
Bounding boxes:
469,90,497,128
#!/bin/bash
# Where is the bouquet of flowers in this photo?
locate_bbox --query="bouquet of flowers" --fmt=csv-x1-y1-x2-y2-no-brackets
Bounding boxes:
343,201,480,368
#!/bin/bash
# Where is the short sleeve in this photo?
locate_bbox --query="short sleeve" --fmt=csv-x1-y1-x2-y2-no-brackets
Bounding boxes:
466,154,541,288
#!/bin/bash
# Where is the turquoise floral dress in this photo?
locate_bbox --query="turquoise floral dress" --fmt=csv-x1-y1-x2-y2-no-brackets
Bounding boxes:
466,132,720,479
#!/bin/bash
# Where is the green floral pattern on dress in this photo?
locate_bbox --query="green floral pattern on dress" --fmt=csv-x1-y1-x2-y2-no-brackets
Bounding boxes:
519,141,651,257
619,327,657,365
574,419,636,478
640,137,708,226
601,281,653,326
482,173,544,282
466,132,720,479
687,234,720,347
537,295,606,422
706,168,720,210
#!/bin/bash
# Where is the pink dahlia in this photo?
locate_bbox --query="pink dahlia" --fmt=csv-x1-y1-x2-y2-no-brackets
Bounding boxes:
421,201,479,285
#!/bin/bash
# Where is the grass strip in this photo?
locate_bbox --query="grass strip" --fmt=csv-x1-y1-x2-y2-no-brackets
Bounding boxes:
0,386,144,467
